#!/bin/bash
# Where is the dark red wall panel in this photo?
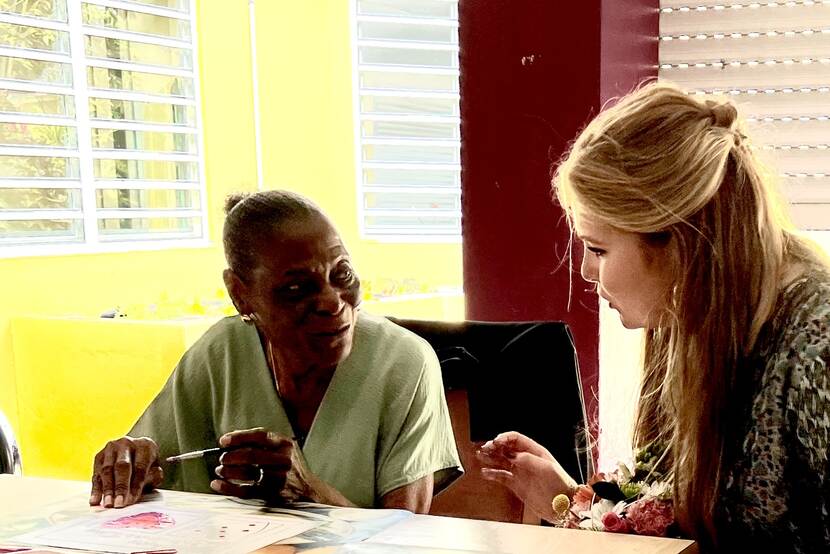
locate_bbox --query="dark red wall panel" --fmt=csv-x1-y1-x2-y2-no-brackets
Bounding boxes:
459,0,658,432
601,0,660,104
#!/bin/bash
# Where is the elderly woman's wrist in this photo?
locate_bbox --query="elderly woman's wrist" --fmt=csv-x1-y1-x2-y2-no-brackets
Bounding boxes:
297,471,321,503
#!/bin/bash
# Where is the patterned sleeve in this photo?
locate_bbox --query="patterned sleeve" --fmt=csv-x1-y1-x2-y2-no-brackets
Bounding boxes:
783,289,830,551
787,313,830,472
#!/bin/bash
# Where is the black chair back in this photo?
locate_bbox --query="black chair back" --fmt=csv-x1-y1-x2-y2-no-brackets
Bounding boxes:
388,318,591,483
0,409,22,475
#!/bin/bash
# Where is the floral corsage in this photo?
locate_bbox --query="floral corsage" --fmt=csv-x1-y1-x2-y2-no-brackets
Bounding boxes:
551,444,676,536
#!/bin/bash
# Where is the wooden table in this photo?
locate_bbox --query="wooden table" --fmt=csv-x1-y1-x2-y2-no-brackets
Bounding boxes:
0,476,697,554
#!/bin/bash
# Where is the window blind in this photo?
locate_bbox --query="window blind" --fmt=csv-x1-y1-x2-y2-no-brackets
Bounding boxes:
659,0,830,230
354,0,461,240
0,0,206,255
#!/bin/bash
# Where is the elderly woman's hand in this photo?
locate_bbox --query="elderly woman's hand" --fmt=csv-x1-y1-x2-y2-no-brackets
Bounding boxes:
477,431,578,523
210,427,306,502
90,436,163,508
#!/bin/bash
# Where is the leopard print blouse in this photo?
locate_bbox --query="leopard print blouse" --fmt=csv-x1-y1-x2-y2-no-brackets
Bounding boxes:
720,269,830,552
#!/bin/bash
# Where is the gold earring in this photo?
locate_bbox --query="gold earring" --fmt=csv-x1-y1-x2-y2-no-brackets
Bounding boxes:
240,313,254,324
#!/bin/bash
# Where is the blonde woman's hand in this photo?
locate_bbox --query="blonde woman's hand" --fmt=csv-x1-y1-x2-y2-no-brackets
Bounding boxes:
479,431,556,462
90,436,163,509
477,431,577,523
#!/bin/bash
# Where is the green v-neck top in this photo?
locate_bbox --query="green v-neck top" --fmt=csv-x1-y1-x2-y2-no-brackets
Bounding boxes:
129,311,462,507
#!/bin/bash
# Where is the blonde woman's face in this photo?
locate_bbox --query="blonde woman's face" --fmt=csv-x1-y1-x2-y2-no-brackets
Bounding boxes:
574,213,674,329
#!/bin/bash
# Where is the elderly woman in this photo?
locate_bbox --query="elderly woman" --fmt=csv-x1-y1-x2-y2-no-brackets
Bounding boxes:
479,83,829,552
89,190,461,512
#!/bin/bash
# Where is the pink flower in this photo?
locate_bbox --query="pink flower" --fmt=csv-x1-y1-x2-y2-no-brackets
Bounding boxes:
572,485,595,513
587,472,608,486
601,511,630,534
625,498,674,537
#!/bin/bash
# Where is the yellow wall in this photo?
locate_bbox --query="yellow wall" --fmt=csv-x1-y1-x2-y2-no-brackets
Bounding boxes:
11,317,217,479
0,1,462,476
251,0,462,283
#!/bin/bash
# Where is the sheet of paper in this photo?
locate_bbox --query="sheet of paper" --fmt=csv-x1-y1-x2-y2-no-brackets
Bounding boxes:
11,502,320,554
248,503,412,545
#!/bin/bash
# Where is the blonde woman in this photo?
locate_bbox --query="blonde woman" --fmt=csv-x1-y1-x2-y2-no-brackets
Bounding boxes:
478,82,830,552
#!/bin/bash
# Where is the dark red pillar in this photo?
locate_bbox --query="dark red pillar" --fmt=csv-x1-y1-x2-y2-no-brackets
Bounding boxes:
459,0,658,430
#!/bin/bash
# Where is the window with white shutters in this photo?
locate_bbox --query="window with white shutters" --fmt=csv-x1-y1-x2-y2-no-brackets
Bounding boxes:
659,0,830,231
353,0,461,240
0,0,206,256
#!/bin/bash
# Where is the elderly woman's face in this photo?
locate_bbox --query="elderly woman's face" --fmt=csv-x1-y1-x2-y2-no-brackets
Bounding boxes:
242,215,360,370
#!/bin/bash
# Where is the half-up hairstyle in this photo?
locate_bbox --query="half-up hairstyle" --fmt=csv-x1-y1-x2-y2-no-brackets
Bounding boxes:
223,190,323,280
553,82,825,548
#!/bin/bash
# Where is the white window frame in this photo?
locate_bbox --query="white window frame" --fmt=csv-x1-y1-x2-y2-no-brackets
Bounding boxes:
0,0,209,258
350,0,462,243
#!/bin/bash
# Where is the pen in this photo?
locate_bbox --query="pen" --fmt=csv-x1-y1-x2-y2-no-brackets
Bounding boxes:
165,437,300,463
165,447,235,464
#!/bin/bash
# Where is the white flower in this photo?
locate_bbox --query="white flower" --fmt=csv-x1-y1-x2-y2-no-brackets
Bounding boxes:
641,481,672,499
612,500,627,515
577,499,623,531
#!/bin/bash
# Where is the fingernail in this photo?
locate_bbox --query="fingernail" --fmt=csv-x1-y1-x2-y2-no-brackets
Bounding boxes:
209,480,220,491
89,495,98,505
114,495,124,508
219,435,230,447
215,465,224,478
104,494,113,507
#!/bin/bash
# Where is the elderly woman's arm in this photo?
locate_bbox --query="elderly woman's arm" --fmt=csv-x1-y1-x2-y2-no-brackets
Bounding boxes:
381,475,434,512
373,348,462,514
210,427,436,512
297,461,440,511
290,462,437,511
299,463,435,512
296,454,437,512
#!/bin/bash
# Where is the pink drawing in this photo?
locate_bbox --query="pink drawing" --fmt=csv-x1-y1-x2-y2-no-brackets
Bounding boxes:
102,511,176,530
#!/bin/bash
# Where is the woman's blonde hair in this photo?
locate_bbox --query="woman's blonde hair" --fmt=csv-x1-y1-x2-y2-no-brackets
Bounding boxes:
553,82,826,547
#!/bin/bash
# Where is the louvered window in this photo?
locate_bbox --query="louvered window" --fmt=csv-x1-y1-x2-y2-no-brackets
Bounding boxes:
0,0,205,255
354,0,461,240
659,0,830,230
